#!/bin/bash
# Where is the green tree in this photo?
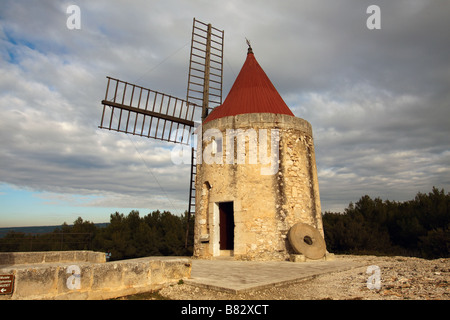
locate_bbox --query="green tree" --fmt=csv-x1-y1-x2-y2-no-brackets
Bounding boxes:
323,187,450,259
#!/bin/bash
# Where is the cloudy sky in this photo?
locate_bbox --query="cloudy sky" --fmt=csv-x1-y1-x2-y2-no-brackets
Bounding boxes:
1,0,449,227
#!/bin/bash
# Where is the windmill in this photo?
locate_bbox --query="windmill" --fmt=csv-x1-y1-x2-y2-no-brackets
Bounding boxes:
98,18,224,248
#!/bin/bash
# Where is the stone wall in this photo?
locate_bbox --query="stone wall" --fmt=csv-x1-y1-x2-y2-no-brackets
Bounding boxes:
193,113,324,261
0,251,106,265
0,253,191,300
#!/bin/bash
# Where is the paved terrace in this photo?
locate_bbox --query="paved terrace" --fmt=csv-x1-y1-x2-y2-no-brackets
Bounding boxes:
185,258,364,293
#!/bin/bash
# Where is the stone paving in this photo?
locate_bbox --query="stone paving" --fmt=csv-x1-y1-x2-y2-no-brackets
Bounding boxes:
185,258,363,293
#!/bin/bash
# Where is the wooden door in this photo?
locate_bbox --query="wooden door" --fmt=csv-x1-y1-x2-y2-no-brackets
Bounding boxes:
219,202,234,250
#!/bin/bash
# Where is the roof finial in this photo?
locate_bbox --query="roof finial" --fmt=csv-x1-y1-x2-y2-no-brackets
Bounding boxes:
246,38,253,54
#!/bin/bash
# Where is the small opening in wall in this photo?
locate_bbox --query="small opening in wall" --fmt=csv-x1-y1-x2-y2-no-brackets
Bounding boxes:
219,201,234,251
303,236,313,246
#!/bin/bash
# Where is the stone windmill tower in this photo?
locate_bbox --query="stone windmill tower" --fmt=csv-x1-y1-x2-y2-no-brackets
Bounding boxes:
193,43,326,261
98,18,326,261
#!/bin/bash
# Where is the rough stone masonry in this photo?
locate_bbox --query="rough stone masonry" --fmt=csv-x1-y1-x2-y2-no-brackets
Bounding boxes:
193,113,323,261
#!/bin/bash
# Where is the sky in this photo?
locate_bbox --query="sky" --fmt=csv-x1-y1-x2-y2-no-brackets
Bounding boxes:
0,0,449,227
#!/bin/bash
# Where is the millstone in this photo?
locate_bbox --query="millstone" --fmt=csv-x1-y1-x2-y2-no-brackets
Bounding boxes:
288,222,326,260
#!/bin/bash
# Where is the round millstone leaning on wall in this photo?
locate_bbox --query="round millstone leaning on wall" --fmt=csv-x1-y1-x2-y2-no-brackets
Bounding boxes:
288,222,326,260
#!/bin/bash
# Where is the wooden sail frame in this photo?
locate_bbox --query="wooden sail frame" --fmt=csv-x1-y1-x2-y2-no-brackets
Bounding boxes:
100,77,200,145
186,18,224,120
98,18,224,249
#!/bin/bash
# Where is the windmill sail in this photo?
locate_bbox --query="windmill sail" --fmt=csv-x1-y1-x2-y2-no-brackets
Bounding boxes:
100,77,202,145
98,18,224,249
187,18,224,120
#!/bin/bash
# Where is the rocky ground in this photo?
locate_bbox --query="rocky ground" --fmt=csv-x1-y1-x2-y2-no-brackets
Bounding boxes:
155,255,449,300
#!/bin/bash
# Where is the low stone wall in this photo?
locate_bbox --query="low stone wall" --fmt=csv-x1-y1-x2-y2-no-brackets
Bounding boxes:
0,251,106,265
0,255,192,300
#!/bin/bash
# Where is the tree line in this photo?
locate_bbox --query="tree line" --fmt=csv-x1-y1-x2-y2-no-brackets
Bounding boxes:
1,187,448,260
323,187,450,259
0,210,194,261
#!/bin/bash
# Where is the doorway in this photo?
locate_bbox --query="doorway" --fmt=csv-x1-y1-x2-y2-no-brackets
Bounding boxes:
219,202,234,250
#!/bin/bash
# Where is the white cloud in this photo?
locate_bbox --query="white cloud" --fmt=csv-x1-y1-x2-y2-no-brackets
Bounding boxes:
0,0,449,226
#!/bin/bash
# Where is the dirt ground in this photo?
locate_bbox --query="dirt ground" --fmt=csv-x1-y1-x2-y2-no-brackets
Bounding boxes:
156,255,449,300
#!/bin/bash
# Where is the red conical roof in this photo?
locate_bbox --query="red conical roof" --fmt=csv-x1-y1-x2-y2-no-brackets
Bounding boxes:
203,50,294,124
